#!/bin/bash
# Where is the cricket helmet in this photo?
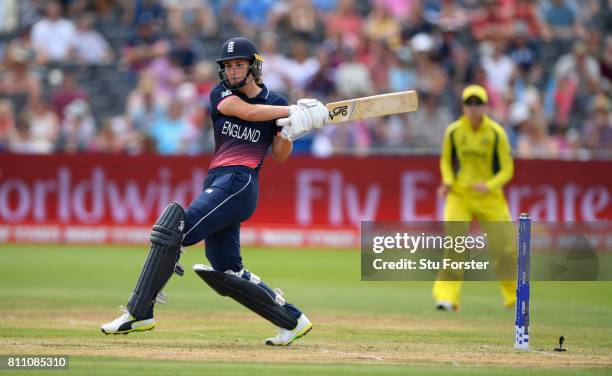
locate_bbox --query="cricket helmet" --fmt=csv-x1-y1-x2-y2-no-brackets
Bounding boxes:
216,37,263,90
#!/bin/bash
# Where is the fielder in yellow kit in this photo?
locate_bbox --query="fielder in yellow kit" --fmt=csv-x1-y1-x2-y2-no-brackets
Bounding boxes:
434,85,516,311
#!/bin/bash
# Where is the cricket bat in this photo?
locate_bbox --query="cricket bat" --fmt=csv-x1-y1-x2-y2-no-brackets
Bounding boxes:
326,90,418,124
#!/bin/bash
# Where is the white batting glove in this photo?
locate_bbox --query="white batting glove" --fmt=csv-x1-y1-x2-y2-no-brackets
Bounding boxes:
277,105,310,142
297,99,327,129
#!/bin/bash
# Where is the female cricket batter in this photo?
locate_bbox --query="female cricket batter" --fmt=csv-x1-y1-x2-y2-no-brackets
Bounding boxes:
101,37,327,346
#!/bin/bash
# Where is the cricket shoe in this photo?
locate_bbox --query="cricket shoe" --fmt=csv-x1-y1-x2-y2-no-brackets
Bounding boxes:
435,301,459,312
101,306,155,335
265,313,313,346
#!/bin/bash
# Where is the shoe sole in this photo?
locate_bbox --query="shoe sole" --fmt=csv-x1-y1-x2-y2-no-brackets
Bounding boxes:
436,304,459,312
266,323,313,346
101,324,156,335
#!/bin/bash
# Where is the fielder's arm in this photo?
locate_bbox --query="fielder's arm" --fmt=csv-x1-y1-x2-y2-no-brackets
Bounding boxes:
485,129,514,191
439,126,456,187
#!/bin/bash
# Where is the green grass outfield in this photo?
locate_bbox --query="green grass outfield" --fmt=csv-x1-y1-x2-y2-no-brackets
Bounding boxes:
0,244,611,375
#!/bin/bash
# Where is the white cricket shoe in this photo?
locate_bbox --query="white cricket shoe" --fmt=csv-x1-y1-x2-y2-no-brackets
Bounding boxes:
265,313,313,346
435,301,459,312
101,306,155,335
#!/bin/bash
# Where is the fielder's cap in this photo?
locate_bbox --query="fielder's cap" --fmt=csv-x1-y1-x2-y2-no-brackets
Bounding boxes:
462,84,488,104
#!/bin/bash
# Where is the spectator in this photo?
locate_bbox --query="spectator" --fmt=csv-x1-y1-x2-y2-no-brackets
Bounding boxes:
406,92,452,149
147,51,186,98
60,99,97,152
599,36,612,91
372,0,416,21
400,1,434,39
364,39,392,93
258,34,290,94
89,118,123,153
508,24,539,75
481,41,516,98
411,33,447,97
0,100,16,151
30,0,76,64
89,116,139,153
0,44,41,115
192,60,217,99
511,0,543,38
426,0,469,32
472,65,506,122
68,0,124,21
72,13,114,65
334,47,373,98
177,82,210,154
169,32,204,73
552,40,601,127
540,0,585,48
285,40,320,91
582,95,612,153
387,48,415,93
277,0,320,41
125,0,166,29
363,4,400,47
576,0,608,32
49,69,89,119
149,98,189,154
0,0,37,33
312,118,374,157
126,73,167,132
231,0,277,39
370,114,408,149
447,46,475,107
23,98,60,152
326,0,362,49
304,49,336,100
11,113,56,153
516,105,558,158
122,17,170,72
0,0,19,33
311,0,337,14
470,0,514,42
164,0,217,37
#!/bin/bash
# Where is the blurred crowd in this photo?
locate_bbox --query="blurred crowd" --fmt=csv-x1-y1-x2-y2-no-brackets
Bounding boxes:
0,0,610,159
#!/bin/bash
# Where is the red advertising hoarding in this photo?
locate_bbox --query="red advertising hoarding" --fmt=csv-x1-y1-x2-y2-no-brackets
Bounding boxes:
0,154,610,247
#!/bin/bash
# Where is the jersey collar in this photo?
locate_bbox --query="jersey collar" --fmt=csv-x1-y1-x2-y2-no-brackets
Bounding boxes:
256,84,270,100
234,84,269,101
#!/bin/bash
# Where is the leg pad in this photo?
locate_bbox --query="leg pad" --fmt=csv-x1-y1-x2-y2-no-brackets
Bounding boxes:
194,265,298,330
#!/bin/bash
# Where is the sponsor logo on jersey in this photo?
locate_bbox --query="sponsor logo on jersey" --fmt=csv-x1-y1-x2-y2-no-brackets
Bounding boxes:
221,89,232,98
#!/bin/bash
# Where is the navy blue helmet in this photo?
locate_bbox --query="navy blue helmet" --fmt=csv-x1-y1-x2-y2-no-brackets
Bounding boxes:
216,37,263,90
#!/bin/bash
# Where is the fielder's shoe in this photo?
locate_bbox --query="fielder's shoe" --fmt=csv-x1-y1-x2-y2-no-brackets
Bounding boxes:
435,301,459,312
101,306,155,335
265,313,313,346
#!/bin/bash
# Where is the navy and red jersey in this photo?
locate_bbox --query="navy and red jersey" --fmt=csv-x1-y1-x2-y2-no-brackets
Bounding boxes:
209,83,285,171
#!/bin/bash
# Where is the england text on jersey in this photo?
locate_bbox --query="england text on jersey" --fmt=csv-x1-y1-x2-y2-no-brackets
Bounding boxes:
221,121,261,143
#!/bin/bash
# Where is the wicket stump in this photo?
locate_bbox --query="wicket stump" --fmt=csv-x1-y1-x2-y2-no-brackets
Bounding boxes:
515,213,531,350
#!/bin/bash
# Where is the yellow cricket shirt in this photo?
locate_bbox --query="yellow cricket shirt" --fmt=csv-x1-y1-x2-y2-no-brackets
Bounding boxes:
440,115,513,197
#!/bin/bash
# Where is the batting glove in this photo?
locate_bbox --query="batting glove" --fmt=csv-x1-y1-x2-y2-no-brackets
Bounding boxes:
297,99,327,129
277,105,310,142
